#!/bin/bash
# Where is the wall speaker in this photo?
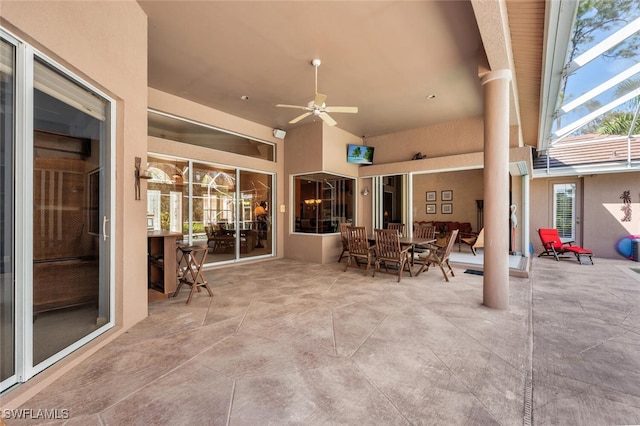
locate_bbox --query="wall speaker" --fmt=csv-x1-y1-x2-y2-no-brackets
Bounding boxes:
273,129,286,139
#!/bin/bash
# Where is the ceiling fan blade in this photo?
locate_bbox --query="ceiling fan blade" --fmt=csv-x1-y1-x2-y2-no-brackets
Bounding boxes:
289,112,311,124
319,112,337,126
324,106,358,113
314,93,327,107
276,104,309,110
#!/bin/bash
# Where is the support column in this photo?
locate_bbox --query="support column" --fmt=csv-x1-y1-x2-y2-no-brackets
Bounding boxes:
481,69,511,310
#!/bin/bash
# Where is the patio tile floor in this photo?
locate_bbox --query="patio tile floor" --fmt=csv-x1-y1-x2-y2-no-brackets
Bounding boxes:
7,256,640,425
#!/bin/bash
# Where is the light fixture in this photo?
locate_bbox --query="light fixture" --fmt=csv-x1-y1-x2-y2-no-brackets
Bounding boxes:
361,187,370,196
172,161,183,185
134,156,152,200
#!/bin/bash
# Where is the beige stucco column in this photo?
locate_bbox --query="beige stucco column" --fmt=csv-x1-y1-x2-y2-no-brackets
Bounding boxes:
481,69,511,310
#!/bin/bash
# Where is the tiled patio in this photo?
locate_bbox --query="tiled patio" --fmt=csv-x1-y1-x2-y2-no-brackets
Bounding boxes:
6,255,640,425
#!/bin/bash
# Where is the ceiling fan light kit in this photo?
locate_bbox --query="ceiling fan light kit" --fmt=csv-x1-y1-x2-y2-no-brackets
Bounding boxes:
276,58,358,127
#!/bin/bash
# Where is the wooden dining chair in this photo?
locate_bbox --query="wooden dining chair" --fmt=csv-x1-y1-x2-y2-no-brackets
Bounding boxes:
387,223,406,237
415,229,459,282
373,228,413,282
413,225,436,240
412,225,437,259
343,226,375,276
337,222,350,263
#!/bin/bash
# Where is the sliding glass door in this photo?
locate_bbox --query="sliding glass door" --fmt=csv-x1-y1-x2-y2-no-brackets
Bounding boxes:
32,58,112,367
147,155,274,264
0,31,114,391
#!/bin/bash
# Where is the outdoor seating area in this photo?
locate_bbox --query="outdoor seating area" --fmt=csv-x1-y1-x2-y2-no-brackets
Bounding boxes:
341,225,446,282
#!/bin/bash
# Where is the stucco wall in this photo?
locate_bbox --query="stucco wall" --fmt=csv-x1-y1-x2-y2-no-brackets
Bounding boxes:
365,118,484,164
530,171,640,260
2,0,147,407
283,122,362,263
413,169,484,231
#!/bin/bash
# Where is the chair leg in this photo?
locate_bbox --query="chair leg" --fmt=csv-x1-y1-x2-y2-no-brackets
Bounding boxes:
343,256,351,272
397,258,404,283
445,260,455,277
434,261,449,282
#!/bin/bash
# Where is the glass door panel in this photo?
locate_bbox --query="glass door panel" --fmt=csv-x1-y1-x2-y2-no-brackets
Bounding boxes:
193,163,237,263
553,182,578,242
240,170,273,258
32,59,110,365
0,37,16,388
147,156,274,264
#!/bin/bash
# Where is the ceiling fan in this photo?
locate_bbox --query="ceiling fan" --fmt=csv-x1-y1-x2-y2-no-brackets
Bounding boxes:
276,59,358,126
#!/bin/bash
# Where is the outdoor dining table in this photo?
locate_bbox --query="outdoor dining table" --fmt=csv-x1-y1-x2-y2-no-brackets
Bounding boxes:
368,235,437,266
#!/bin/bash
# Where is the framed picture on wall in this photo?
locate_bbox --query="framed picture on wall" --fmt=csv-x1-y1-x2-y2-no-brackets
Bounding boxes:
426,204,436,214
426,191,437,202
441,190,453,201
442,203,453,214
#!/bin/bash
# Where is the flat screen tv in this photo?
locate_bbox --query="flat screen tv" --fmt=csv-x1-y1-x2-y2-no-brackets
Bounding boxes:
347,144,374,165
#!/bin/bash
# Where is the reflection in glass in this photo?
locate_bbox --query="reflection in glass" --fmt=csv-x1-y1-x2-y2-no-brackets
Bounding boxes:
148,110,275,161
1,38,15,387
240,170,273,258
147,156,274,263
32,59,110,365
294,173,355,234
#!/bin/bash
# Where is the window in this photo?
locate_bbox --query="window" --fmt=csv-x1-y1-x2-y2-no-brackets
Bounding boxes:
293,173,355,234
148,110,275,161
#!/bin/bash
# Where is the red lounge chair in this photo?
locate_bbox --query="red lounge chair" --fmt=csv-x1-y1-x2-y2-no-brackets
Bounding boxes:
537,228,593,264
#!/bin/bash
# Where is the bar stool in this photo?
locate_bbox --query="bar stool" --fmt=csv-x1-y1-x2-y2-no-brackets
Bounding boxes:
173,245,213,304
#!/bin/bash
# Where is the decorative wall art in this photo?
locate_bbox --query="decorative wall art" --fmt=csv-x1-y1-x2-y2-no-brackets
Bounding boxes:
441,190,453,201
442,203,453,214
426,191,437,202
426,204,436,214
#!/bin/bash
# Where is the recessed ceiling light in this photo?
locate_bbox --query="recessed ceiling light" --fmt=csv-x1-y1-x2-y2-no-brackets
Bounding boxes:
426,94,436,99
241,95,249,100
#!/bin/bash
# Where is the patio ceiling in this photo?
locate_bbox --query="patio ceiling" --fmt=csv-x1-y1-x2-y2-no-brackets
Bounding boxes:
138,1,546,147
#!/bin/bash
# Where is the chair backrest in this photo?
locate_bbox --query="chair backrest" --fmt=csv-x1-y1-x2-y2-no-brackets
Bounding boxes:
538,228,563,249
339,223,350,248
374,229,402,260
387,223,406,237
346,226,371,255
414,225,436,240
441,229,459,260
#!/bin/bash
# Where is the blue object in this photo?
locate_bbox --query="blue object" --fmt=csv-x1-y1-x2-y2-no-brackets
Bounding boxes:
616,235,637,259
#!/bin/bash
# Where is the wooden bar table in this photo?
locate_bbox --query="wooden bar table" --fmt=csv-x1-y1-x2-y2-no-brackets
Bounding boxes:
147,230,183,296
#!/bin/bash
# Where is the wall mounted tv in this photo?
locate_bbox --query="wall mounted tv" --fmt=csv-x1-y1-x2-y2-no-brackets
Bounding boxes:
347,144,375,165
